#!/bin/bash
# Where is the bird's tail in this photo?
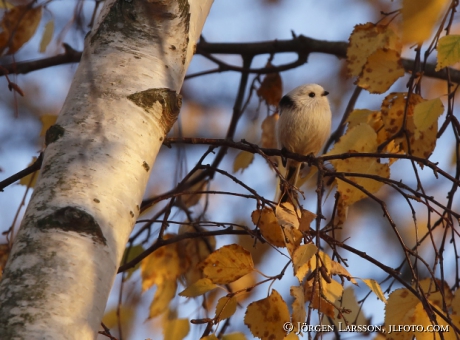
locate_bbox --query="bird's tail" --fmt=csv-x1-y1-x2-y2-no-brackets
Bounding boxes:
279,162,300,203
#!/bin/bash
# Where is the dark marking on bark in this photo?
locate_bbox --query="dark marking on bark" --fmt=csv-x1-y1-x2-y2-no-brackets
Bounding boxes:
37,207,107,245
127,88,182,136
142,161,150,172
45,124,65,146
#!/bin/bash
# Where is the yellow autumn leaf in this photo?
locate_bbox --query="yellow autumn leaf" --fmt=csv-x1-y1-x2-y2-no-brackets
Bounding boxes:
381,92,412,136
326,124,390,205
333,195,348,227
384,288,451,340
322,278,344,304
299,209,315,232
257,64,283,106
0,5,42,54
251,208,285,247
0,1,14,9
347,109,376,129
361,278,387,303
292,244,318,282
284,333,299,340
276,202,299,229
102,305,135,334
215,296,238,321
39,114,58,137
402,0,449,44
309,250,332,274
326,123,377,156
199,244,254,285
179,278,217,297
233,151,254,173
406,114,438,160
163,318,190,340
436,35,460,71
244,290,290,340
413,98,444,133
149,281,177,318
178,225,215,286
18,157,39,188
221,333,247,340
417,278,453,308
282,225,303,258
384,288,420,338
381,93,440,161
39,20,53,53
304,279,336,318
322,287,370,328
347,23,401,77
290,286,306,331
141,235,183,291
357,48,405,94
335,156,390,205
330,260,357,285
120,244,144,280
453,288,460,315
308,251,344,304
201,335,219,340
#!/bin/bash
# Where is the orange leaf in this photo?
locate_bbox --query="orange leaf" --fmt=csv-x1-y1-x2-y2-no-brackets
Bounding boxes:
0,5,42,54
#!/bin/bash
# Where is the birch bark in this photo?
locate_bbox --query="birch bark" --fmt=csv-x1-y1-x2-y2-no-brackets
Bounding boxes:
0,0,213,338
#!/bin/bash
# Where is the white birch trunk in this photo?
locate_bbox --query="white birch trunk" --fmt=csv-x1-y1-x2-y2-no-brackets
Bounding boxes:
0,0,213,338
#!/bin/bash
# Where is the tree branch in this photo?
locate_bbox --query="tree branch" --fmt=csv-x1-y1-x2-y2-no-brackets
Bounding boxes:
1,36,459,84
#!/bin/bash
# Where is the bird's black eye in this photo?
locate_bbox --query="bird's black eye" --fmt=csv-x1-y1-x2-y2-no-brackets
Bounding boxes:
308,92,316,98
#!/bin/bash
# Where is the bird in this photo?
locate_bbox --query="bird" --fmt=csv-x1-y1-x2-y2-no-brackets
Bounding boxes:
277,83,332,203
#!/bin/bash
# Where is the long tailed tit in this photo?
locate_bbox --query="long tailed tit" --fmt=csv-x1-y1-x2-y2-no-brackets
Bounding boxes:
277,84,332,203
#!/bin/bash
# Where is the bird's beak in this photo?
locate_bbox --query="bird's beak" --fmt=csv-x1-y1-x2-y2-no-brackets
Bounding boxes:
322,91,329,96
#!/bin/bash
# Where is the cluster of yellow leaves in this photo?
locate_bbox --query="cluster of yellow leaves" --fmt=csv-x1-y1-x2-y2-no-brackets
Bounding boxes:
0,3,54,55
348,1,460,90
385,278,460,340
326,91,443,208
347,23,404,94
139,228,215,320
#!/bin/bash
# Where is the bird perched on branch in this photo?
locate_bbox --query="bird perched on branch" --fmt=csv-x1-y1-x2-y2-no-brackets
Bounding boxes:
277,83,332,203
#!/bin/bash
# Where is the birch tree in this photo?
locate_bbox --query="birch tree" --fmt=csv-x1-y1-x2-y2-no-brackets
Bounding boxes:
0,0,213,338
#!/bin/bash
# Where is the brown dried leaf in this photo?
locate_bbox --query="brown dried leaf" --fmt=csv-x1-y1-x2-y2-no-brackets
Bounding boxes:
257,65,283,106
0,5,42,54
